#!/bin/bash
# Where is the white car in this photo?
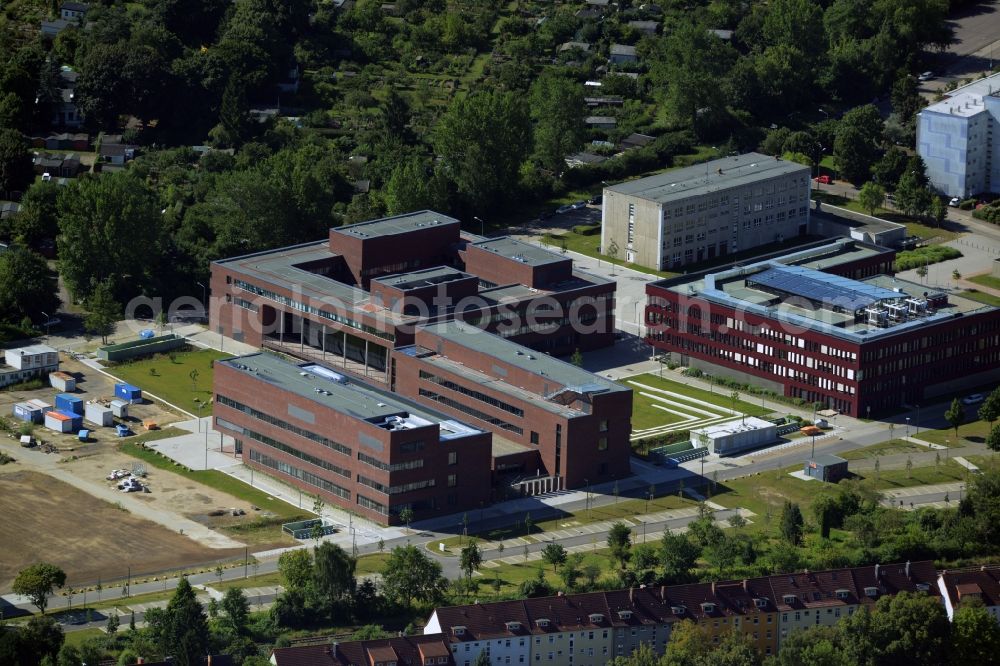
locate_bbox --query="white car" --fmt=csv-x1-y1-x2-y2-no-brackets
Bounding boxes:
961,394,984,406
106,469,130,480
949,197,961,207
918,71,934,82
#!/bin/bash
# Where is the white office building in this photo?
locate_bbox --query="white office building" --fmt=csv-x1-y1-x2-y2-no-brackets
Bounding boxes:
916,74,1000,198
601,153,811,271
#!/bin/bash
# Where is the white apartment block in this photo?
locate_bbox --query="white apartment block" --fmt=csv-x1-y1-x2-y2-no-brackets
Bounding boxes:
917,73,1000,198
601,153,812,271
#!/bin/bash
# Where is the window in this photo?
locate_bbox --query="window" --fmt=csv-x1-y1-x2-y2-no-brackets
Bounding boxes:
598,437,608,451
599,420,608,432
448,451,458,465
530,431,540,445
448,474,457,487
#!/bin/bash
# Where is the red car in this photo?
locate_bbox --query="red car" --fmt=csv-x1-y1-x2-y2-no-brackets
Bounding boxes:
814,175,831,184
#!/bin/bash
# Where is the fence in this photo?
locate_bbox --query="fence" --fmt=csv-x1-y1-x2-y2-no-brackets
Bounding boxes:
97,334,187,362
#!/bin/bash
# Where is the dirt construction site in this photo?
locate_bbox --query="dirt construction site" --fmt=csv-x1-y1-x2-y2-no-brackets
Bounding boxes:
0,355,293,592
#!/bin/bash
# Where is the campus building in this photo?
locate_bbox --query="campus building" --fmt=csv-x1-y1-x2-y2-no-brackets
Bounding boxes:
210,211,616,388
393,321,632,492
213,353,492,524
916,72,1000,198
601,153,811,271
423,561,938,663
645,238,1000,416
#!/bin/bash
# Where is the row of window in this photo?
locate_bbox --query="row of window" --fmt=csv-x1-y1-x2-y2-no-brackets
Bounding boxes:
419,388,524,435
419,370,525,417
249,449,350,499
216,394,352,457
239,424,351,478
231,277,395,341
358,450,424,472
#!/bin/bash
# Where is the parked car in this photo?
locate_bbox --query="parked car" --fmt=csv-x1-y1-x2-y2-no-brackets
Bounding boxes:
918,71,934,81
588,195,603,205
962,394,984,405
814,175,831,184
555,204,574,214
949,197,961,207
106,469,130,480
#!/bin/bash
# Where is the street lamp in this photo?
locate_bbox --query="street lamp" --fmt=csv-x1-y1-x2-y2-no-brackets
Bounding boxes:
916,404,921,435
817,108,829,119
905,417,910,438
584,478,591,519
473,216,485,236
196,281,207,312
40,311,50,337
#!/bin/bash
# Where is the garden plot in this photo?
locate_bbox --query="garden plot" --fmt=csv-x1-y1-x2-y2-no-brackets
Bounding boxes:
627,378,750,441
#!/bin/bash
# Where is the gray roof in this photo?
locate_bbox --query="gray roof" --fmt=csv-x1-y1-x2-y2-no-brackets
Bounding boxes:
811,454,847,466
586,116,616,125
558,41,591,52
470,236,566,267
332,210,460,240
220,353,483,440
605,152,808,205
610,44,637,56
372,266,471,290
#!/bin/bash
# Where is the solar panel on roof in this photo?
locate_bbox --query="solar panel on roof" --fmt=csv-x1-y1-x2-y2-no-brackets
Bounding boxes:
748,265,903,312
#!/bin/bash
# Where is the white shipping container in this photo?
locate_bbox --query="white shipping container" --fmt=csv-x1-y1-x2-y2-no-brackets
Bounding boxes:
84,403,113,427
110,399,129,418
44,412,73,433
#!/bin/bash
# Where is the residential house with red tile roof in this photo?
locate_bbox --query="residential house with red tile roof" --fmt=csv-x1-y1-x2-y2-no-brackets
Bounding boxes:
937,565,1000,622
270,634,456,666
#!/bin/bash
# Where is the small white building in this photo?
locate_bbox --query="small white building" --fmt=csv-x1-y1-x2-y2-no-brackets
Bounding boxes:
85,402,113,427
1,344,59,389
690,416,777,456
49,371,76,392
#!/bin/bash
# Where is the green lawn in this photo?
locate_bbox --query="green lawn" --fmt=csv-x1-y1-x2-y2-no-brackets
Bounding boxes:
627,373,774,431
840,439,931,460
107,349,228,414
540,229,677,279
961,289,1000,307
914,418,994,447
969,274,1000,291
120,440,307,521
710,469,818,534
860,459,970,489
62,628,105,648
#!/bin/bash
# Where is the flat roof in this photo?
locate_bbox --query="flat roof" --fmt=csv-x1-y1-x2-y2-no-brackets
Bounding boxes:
221,353,483,440
923,91,988,118
605,152,808,205
693,416,775,437
811,454,847,466
748,264,903,311
945,71,1000,99
372,266,472,290
5,344,57,355
471,236,567,267
331,210,460,239
654,240,994,343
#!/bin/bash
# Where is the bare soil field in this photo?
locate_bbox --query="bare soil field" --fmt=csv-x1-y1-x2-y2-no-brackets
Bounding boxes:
0,470,245,591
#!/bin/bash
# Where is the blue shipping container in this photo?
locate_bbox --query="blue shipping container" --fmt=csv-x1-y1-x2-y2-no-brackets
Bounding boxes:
55,393,84,415
114,383,142,403
55,410,82,430
12,403,42,423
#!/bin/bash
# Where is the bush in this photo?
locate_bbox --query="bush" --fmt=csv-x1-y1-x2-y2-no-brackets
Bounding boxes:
972,204,1000,224
572,224,601,236
959,198,977,210
682,367,703,378
893,245,963,271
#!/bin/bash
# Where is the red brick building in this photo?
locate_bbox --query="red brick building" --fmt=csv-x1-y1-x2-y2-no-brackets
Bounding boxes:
209,211,616,387
393,321,632,492
213,353,492,524
271,634,455,666
645,239,1000,416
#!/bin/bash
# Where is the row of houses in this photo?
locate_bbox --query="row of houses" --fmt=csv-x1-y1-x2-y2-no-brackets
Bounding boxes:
270,562,1000,666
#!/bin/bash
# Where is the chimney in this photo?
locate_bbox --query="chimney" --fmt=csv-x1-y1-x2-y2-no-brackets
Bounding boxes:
742,579,748,593
629,587,634,602
905,561,911,580
875,564,881,579
660,585,666,600
711,582,716,595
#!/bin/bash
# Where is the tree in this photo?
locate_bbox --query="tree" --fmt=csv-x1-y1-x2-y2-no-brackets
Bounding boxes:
0,248,59,328
460,541,483,581
311,542,356,618
472,651,492,666
858,182,885,216
812,494,835,540
57,171,162,302
833,105,883,184
871,146,910,191
978,388,1000,426
541,542,568,574
433,89,531,213
381,545,446,607
384,157,437,216
0,129,32,195
570,348,583,367
895,168,934,219
220,587,249,635
278,549,313,591
945,398,966,438
84,280,120,344
929,196,947,227
16,616,65,665
11,181,60,246
952,600,1000,665
779,501,804,546
529,72,586,172
660,531,699,584
607,522,632,569
399,507,414,533
859,591,951,666
161,577,210,666
12,563,66,614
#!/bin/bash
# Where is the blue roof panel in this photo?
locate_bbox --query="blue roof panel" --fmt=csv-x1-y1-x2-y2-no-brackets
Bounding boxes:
748,265,903,311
